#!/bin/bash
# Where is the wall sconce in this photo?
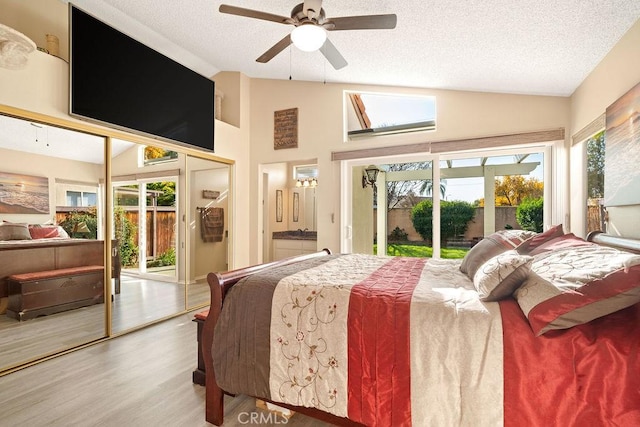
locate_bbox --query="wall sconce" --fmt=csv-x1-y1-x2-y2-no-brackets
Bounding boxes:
362,165,379,188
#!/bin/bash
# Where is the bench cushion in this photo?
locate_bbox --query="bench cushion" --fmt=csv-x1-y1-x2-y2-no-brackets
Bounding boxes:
9,265,104,282
194,309,209,321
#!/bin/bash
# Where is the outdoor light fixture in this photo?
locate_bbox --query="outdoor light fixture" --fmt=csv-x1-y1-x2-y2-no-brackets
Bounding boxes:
291,23,327,52
362,165,380,188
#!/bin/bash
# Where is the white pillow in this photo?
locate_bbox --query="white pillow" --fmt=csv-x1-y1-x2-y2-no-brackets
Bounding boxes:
473,250,533,301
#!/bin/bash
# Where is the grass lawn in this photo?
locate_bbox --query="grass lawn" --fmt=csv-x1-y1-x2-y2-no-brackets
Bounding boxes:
374,243,469,259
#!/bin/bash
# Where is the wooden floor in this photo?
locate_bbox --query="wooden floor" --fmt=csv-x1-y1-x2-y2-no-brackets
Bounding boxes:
0,275,210,372
0,313,332,426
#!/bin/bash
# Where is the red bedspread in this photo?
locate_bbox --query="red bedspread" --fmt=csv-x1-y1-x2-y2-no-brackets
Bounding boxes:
212,254,640,426
501,299,640,426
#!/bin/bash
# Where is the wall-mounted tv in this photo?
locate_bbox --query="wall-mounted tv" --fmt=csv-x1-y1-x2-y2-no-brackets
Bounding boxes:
70,6,215,152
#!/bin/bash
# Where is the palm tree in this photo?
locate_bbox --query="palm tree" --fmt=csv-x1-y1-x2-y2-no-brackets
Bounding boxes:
419,179,447,198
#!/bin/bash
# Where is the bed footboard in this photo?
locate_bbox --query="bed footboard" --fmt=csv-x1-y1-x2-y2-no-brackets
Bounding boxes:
202,249,331,426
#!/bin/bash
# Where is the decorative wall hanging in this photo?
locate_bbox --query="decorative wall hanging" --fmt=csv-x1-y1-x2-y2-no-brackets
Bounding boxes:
293,192,299,222
276,190,283,222
0,171,49,214
274,108,298,150
202,190,220,200
604,81,640,207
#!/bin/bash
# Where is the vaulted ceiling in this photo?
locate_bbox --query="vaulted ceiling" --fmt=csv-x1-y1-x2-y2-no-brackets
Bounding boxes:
69,0,640,97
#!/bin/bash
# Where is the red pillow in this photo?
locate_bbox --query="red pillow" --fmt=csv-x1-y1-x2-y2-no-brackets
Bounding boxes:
516,224,565,255
28,225,61,239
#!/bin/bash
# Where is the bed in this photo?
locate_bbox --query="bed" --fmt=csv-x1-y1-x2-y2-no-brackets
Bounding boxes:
202,228,640,426
0,222,118,317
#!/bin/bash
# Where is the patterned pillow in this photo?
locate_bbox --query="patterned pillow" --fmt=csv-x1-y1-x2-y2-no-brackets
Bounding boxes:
523,233,593,257
460,229,536,280
516,224,565,255
514,245,640,335
473,250,533,301
0,223,32,240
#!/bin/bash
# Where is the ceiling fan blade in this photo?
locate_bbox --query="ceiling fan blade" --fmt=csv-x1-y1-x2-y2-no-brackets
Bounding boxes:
319,38,347,70
303,0,323,19
325,14,397,31
256,34,292,63
219,4,293,25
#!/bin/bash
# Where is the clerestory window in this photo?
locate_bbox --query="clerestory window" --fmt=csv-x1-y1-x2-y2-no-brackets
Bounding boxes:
345,91,436,139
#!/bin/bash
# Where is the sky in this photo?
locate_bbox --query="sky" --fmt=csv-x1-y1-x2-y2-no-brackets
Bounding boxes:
441,153,544,203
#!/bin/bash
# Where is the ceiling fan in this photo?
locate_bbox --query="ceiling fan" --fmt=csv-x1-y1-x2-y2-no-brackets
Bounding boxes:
219,1,397,70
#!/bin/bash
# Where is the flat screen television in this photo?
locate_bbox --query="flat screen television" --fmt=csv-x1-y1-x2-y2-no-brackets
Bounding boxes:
70,6,215,152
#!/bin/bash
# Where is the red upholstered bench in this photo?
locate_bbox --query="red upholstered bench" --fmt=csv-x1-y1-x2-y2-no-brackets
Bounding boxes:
7,265,105,321
193,309,209,385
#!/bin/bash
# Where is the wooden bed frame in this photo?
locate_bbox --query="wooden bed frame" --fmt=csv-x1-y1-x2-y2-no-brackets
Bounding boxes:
201,233,640,425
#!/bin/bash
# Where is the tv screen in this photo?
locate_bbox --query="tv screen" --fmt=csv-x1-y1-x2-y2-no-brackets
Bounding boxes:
70,6,215,152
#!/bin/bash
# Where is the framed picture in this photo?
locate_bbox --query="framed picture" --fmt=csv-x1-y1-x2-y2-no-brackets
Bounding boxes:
0,171,49,214
276,190,283,222
293,192,299,222
604,81,640,206
274,108,298,150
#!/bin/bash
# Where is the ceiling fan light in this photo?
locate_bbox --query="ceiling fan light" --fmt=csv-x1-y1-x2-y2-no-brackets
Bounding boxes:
291,24,327,52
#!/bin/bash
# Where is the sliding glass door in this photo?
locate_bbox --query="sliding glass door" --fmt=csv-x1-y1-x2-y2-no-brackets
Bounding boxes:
113,179,177,281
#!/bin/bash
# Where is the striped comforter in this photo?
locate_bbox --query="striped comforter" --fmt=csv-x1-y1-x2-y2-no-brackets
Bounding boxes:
211,253,640,426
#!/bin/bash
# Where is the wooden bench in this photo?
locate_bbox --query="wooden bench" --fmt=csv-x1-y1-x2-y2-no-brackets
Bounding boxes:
7,265,105,321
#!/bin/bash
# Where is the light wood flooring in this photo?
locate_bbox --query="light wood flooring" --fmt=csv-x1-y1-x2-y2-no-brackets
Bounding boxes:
0,312,332,426
0,275,210,372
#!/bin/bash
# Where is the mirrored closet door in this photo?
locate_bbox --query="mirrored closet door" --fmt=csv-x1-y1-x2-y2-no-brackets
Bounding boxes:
186,155,231,310
0,112,107,372
110,141,187,334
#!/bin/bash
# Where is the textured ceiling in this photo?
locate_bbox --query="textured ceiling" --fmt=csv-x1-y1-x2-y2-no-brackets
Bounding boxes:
67,0,640,97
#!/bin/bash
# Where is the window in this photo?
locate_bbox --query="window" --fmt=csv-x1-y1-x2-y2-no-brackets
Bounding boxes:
346,146,549,258
66,190,96,207
141,145,178,166
586,130,605,233
345,91,436,139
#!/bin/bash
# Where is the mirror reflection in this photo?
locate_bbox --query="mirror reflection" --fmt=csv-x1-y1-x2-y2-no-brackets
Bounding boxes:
110,142,185,334
186,155,230,309
0,113,107,371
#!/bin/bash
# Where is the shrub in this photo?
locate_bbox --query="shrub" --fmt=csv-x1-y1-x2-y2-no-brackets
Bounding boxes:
388,226,409,242
516,197,544,232
114,206,138,267
411,200,476,243
59,208,98,239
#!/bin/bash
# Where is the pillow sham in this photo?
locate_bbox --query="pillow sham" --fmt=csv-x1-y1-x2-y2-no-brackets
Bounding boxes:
473,250,533,301
525,233,594,257
28,225,61,239
513,245,640,336
0,223,32,241
516,224,565,255
460,229,536,280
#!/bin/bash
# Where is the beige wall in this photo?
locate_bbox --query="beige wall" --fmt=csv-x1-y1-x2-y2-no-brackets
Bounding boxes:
570,20,640,239
248,79,571,262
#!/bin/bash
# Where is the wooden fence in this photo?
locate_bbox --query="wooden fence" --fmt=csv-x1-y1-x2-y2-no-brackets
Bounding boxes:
123,209,176,258
587,204,605,234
